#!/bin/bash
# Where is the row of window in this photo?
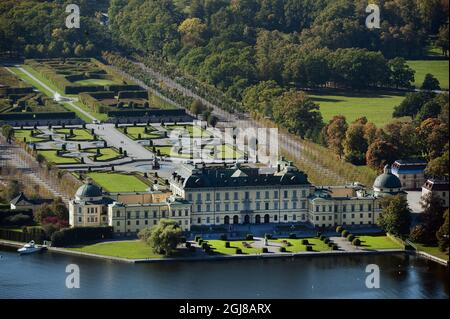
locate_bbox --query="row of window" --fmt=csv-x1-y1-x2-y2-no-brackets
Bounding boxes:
317,221,373,227
116,219,190,227
313,213,373,221
315,203,374,213
196,200,308,212
116,209,190,219
188,190,308,202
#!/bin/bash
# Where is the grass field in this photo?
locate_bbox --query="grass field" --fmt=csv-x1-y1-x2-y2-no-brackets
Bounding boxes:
67,241,163,259
73,78,118,86
407,60,449,90
37,150,80,164
14,129,46,143
54,128,95,141
356,236,403,250
86,148,122,161
311,91,407,127
270,238,331,252
204,144,245,160
414,243,449,261
151,145,192,158
86,172,150,192
119,126,163,140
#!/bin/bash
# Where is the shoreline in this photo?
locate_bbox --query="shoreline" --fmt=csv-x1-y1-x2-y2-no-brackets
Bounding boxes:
2,238,447,266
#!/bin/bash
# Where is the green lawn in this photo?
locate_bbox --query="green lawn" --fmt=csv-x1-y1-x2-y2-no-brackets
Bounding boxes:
13,129,46,143
119,126,163,140
356,236,403,250
407,60,449,90
86,172,150,192
166,124,210,138
86,147,122,162
204,144,245,160
54,128,95,141
150,145,192,158
205,240,260,255
414,243,449,261
149,93,178,110
67,240,163,259
311,91,407,127
73,78,118,86
37,150,80,164
270,238,331,252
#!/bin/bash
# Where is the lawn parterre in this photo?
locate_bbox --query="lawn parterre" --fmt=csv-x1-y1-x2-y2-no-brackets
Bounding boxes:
204,144,245,160
54,128,95,141
37,150,80,164
205,240,260,255
86,172,150,193
119,126,163,140
86,147,123,162
13,129,47,143
270,238,332,252
165,124,210,138
414,243,449,261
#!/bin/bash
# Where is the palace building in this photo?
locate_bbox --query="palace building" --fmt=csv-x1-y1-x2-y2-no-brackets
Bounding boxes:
69,161,406,235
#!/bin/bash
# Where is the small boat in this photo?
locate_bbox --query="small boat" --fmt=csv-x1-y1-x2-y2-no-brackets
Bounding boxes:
17,241,46,255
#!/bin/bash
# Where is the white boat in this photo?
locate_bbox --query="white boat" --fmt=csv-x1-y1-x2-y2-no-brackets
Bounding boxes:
17,241,45,255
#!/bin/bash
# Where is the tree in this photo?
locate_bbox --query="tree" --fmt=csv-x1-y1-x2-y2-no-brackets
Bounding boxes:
272,90,323,139
3,180,21,201
178,18,207,47
426,149,449,178
190,99,206,115
436,25,449,56
377,195,412,237
1,125,14,143
323,115,348,158
343,122,368,164
393,92,432,118
388,57,415,89
142,219,183,256
436,209,449,252
417,118,448,160
415,193,446,245
421,73,441,91
366,139,399,171
34,203,54,224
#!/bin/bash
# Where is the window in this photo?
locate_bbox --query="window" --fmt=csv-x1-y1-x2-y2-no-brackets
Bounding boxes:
225,203,229,211
274,215,278,221
116,212,121,218
188,194,192,201
322,206,326,212
206,204,211,212
244,192,249,200
368,204,372,211
316,206,319,212
284,202,288,209
293,202,297,209
185,209,189,216
351,205,355,212
265,191,270,199
197,205,202,212
360,213,363,218
197,217,201,224
144,211,148,218
234,203,238,211
153,220,157,225
225,192,229,200
127,221,130,226
127,212,131,219
206,193,211,201
136,220,140,226
284,191,288,199
178,210,182,217
351,214,355,219
368,213,372,218
216,204,220,211
302,190,306,197
293,215,297,221
206,217,210,224
265,203,269,210
216,193,221,200
234,192,238,200
135,211,140,219
343,214,346,219
292,190,297,198
162,211,166,218
197,194,202,202
216,216,220,223
274,202,278,210
329,216,332,221
284,214,288,221
145,220,148,225
153,211,157,218
322,216,326,221
256,191,260,199
334,205,338,212
274,191,278,198
78,217,82,222
256,202,261,210
302,201,306,209
116,221,120,226
185,220,189,225
359,204,364,211
343,205,347,212
316,216,319,221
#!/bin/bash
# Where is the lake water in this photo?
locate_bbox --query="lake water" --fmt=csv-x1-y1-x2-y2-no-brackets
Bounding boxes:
0,246,448,299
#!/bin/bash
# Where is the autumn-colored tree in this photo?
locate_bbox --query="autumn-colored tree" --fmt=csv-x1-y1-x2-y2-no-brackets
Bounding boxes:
178,17,207,47
324,115,348,159
417,118,448,160
343,123,368,164
366,139,399,171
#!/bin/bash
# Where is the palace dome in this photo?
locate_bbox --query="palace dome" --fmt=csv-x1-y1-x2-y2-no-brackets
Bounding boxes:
75,178,102,198
373,165,402,190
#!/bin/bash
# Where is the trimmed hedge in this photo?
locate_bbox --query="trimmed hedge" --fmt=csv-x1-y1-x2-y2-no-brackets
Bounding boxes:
0,112,76,120
225,241,230,248
348,234,355,242
107,109,186,118
107,85,142,94
0,209,33,226
306,245,313,251
235,248,242,254
117,90,149,100
342,230,349,238
279,246,286,252
301,239,309,245
352,238,361,246
246,234,253,240
51,226,113,247
289,233,297,239
261,247,269,253
336,226,343,233
0,227,44,244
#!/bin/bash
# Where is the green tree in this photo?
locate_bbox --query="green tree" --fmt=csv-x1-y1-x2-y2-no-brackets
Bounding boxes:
377,195,412,237
190,99,206,115
436,209,449,252
425,149,449,178
421,73,441,91
1,125,14,143
3,180,21,201
393,92,433,118
388,57,415,89
343,122,368,164
272,90,323,139
178,17,207,47
436,25,449,56
144,219,183,256
417,193,446,245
